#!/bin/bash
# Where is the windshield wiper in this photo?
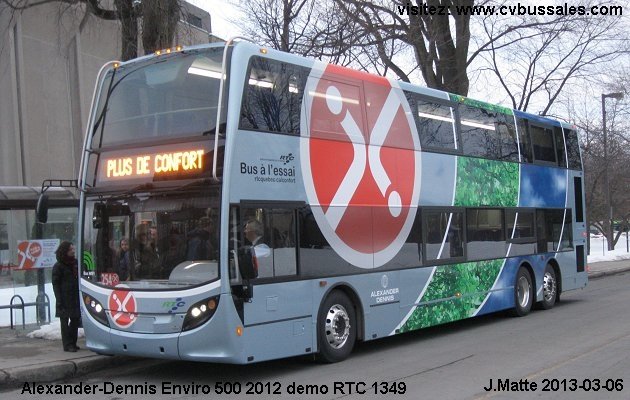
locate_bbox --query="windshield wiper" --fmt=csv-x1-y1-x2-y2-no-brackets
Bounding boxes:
91,58,168,140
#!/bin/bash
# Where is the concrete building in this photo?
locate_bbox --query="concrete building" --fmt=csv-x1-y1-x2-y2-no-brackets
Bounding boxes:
0,1,213,186
0,1,216,326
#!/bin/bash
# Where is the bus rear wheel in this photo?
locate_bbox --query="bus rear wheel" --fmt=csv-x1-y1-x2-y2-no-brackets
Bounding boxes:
511,267,533,317
317,290,356,363
538,264,557,310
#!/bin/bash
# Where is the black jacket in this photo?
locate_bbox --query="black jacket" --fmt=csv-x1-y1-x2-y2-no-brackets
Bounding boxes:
117,250,130,281
186,229,216,260
52,260,80,318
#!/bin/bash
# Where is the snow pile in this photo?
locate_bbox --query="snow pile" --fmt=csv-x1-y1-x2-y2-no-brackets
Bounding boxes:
26,319,85,340
588,236,630,263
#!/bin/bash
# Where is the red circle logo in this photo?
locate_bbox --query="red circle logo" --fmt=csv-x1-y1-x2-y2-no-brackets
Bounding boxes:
301,64,421,268
28,243,42,258
108,287,137,328
16,241,42,269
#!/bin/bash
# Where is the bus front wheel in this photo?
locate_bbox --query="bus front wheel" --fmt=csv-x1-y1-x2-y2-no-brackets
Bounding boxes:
511,267,534,317
317,290,356,363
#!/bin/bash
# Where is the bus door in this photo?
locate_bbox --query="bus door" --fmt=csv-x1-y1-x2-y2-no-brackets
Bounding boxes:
229,205,313,361
91,202,133,284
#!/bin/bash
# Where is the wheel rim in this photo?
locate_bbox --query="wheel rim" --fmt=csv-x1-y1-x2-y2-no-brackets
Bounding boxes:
325,304,350,349
543,271,556,303
517,275,531,308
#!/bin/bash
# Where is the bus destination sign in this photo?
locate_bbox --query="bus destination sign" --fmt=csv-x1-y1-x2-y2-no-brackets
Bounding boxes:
106,150,205,178
97,145,210,184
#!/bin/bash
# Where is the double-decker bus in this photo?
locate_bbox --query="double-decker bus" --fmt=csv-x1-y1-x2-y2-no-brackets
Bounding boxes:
78,39,587,364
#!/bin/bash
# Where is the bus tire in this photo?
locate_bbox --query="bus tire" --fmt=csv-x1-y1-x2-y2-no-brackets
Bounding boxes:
317,290,356,363
538,264,557,310
511,267,533,317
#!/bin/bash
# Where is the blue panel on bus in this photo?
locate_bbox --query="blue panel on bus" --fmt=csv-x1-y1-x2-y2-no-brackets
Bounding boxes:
513,110,562,127
475,258,521,314
519,164,567,208
419,152,456,206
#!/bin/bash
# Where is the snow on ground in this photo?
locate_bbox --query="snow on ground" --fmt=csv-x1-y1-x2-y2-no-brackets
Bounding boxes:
0,283,56,328
587,234,630,262
26,319,84,340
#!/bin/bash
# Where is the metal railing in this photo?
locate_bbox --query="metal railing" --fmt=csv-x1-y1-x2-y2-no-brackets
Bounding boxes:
0,293,51,329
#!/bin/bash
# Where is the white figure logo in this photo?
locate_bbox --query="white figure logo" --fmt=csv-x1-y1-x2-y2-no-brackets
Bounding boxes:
301,63,421,268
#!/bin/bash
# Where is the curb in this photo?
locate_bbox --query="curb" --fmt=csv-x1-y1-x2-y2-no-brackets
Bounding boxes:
0,355,144,391
588,266,630,280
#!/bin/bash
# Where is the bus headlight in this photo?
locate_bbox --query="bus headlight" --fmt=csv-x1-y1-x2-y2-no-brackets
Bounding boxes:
182,296,220,332
83,294,109,327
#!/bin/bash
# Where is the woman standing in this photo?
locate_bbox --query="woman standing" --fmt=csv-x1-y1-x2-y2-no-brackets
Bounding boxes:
52,241,81,352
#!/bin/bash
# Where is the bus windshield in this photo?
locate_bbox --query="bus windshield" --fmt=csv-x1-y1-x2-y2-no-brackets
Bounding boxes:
92,47,227,148
82,187,220,290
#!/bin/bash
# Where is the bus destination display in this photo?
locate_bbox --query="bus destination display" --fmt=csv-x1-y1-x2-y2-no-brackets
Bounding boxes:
97,145,210,184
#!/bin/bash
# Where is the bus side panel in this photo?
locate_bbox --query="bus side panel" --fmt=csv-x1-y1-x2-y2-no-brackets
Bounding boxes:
241,281,313,363
567,169,588,291
474,257,522,316
396,259,505,334
229,133,305,203
555,250,587,292
243,281,313,326
345,271,405,341
242,317,313,363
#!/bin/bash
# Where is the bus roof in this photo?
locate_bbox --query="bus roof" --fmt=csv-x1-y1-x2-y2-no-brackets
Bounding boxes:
105,40,574,130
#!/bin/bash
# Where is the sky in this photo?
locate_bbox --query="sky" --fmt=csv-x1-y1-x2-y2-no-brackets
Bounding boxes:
187,0,626,121
188,0,243,39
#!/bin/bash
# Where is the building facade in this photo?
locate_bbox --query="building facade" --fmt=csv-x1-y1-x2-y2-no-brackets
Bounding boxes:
0,1,214,326
0,2,213,186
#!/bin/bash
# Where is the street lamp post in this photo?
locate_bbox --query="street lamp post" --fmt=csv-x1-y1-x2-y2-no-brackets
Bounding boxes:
602,92,624,250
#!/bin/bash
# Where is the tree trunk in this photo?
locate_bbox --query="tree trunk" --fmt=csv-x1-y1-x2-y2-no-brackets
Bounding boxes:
142,0,180,55
114,0,138,61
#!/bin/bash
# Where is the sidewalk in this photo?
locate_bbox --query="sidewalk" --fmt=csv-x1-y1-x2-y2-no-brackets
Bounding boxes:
587,259,630,279
1,259,629,391
0,325,145,390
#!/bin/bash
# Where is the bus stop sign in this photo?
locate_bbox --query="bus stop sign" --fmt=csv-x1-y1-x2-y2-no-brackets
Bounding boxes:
301,63,421,268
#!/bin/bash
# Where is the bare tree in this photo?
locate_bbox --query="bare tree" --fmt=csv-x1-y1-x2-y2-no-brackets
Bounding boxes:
331,0,629,107
332,0,478,93
481,11,628,115
238,0,366,66
569,90,630,251
141,0,180,55
1,0,183,60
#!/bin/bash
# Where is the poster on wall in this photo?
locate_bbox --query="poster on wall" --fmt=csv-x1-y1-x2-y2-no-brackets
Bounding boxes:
16,239,60,269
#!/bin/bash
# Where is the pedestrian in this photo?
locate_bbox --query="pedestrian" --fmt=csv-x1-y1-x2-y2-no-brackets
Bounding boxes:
52,241,81,352
116,238,131,281
186,217,216,260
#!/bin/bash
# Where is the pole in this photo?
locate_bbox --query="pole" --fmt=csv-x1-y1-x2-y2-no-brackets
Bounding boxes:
602,95,612,251
35,222,46,325
602,92,625,250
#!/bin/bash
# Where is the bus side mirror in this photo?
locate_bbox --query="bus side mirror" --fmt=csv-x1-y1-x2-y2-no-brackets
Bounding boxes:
36,194,49,223
237,247,258,280
92,203,105,228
